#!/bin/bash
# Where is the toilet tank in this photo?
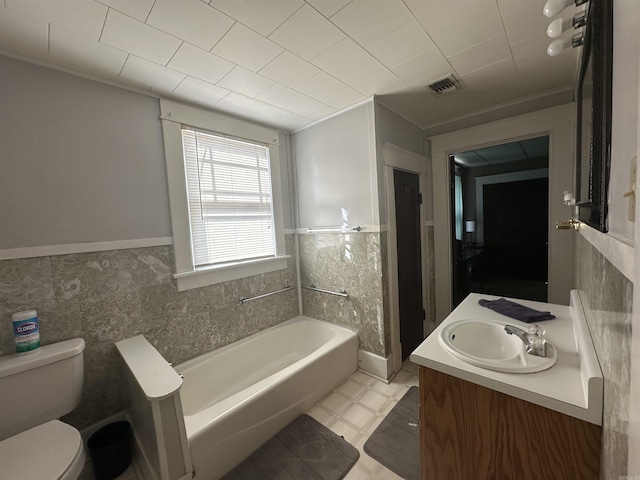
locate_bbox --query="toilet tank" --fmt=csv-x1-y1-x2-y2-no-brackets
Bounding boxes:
0,338,85,441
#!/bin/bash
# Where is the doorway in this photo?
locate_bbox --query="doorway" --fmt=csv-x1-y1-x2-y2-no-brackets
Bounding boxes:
450,137,550,307
383,143,429,373
394,169,424,359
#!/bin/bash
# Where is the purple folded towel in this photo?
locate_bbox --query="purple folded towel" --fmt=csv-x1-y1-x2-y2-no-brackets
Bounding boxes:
478,298,555,323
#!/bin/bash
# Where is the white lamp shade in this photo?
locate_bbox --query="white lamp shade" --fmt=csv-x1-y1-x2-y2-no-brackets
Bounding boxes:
465,221,476,233
543,0,574,18
547,17,572,38
547,37,572,56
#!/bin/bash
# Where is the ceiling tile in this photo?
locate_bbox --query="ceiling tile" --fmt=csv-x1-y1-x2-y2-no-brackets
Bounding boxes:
208,0,304,37
460,57,519,89
6,0,107,40
365,20,436,69
101,9,181,65
211,22,283,72
305,0,352,18
268,5,344,61
278,113,313,130
258,83,335,119
259,51,320,88
0,6,48,58
167,42,234,84
217,66,275,98
330,0,414,47
253,103,301,129
119,55,186,93
502,2,552,44
497,0,543,17
97,0,155,22
518,62,575,97
474,142,526,163
511,33,552,66
391,49,452,89
447,34,511,76
146,0,233,51
295,71,365,110
172,76,230,107
516,51,574,82
455,151,488,167
405,0,504,57
214,92,275,121
520,136,549,158
49,26,128,77
311,38,398,96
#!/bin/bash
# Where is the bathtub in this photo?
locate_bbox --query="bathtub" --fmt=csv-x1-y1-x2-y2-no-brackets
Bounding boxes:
175,316,358,479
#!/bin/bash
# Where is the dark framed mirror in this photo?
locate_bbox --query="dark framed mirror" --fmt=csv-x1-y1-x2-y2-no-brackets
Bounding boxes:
575,0,613,232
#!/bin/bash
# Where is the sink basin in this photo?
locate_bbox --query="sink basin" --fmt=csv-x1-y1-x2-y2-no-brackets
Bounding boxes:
438,319,557,373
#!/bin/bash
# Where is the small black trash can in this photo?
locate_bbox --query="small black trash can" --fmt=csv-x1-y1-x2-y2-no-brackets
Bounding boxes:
87,421,132,480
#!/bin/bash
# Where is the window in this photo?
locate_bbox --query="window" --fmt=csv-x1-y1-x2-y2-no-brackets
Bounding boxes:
161,100,288,291
182,129,275,267
454,174,463,241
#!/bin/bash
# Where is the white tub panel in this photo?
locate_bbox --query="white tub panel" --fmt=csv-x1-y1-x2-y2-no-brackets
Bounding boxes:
176,316,357,480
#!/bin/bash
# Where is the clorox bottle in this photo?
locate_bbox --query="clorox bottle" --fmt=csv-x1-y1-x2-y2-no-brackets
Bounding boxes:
12,310,41,354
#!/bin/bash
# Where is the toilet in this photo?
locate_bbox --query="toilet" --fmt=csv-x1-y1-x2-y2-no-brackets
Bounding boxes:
0,338,86,479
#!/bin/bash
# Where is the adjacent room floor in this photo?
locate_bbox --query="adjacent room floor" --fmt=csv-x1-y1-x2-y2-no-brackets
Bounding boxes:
81,361,420,480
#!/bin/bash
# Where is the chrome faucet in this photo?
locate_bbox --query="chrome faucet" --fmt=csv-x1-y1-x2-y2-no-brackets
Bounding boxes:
504,324,547,357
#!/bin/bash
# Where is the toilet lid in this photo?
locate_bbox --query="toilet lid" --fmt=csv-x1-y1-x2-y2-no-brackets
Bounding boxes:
0,420,84,480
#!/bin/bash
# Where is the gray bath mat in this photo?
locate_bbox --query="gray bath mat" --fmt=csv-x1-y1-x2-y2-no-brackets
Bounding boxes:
223,414,359,480
364,386,420,480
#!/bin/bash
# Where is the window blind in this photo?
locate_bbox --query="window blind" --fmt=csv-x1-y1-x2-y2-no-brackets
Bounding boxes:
181,128,275,268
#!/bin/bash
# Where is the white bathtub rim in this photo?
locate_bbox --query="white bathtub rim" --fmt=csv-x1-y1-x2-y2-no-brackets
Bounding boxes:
177,315,354,373
176,316,357,439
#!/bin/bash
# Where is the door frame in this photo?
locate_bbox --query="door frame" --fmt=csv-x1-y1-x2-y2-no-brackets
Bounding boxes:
430,104,575,323
383,142,430,375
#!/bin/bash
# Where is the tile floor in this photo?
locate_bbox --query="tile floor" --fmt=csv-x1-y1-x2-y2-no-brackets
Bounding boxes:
81,361,420,480
307,360,419,480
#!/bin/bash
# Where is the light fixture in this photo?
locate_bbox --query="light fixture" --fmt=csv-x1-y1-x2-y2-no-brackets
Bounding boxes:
547,11,587,38
543,0,587,18
547,32,584,56
465,220,476,244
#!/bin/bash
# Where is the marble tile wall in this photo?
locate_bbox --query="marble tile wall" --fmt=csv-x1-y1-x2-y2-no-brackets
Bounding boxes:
0,235,298,430
574,233,633,479
298,232,389,357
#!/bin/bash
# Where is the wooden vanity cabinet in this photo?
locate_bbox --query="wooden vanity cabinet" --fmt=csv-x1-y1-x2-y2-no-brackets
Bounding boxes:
419,366,601,480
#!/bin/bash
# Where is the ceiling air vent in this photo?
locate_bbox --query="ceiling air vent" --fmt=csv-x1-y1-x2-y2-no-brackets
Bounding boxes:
426,75,460,96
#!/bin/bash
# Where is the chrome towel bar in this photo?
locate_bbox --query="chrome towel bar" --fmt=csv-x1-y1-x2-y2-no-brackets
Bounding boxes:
302,284,349,298
305,226,361,233
239,284,294,304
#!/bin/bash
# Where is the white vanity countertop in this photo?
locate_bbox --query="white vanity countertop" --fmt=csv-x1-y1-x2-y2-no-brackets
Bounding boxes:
410,292,603,425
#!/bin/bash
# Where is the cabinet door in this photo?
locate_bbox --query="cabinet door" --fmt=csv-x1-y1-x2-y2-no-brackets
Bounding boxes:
419,367,601,480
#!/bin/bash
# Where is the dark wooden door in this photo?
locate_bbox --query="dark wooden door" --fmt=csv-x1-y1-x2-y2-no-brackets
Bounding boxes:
394,169,423,359
482,177,548,299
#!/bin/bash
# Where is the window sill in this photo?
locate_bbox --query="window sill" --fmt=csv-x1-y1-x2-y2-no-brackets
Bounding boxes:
173,255,291,291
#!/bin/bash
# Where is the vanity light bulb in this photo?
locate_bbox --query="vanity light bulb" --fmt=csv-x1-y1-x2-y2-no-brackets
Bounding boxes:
547,17,571,38
543,0,574,17
547,37,571,56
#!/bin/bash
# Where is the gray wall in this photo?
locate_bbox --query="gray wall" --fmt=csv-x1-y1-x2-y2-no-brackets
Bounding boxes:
0,239,299,429
293,103,390,356
293,102,376,228
0,55,300,430
571,1,639,477
373,101,424,226
294,103,428,358
574,235,632,480
0,55,171,248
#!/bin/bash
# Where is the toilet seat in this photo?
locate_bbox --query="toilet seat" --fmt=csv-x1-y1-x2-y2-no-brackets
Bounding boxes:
0,420,85,480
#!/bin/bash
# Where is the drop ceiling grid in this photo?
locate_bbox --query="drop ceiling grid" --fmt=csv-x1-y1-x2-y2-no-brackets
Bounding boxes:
0,0,580,130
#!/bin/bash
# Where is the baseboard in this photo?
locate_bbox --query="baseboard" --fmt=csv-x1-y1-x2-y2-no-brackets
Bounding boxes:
357,349,394,382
